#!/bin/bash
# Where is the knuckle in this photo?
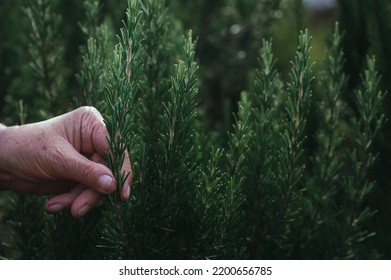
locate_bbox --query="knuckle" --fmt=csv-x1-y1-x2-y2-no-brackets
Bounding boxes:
79,106,105,130
82,106,102,119
78,105,97,114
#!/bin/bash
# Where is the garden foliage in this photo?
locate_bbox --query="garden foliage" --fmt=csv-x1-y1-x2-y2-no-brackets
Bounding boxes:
0,0,388,259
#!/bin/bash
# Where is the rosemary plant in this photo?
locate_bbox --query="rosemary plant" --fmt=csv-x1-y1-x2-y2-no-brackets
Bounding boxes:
102,0,143,259
337,56,386,259
302,23,348,258
264,30,313,258
243,39,284,259
76,0,113,111
24,0,65,117
1,0,389,260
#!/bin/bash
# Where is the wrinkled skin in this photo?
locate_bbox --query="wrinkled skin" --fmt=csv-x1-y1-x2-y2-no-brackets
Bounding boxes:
0,106,131,218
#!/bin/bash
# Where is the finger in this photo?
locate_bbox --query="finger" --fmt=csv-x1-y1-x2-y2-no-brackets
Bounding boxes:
90,152,128,200
79,106,110,158
70,189,103,218
55,146,117,195
90,145,131,201
120,151,132,201
45,185,84,213
79,107,132,201
89,152,108,167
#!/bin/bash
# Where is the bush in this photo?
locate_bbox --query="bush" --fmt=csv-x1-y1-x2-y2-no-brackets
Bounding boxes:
0,0,388,259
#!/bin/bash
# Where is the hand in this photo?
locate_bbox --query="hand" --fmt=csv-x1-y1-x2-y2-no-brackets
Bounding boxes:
0,106,131,218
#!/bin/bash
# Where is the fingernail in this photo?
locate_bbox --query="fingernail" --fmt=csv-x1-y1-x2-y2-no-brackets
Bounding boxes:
47,204,64,213
78,205,90,217
126,185,130,199
98,175,114,193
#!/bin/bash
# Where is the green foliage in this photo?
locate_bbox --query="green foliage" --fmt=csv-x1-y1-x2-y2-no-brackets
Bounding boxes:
337,56,385,259
76,0,113,111
102,0,143,259
24,0,65,117
0,0,389,259
169,0,285,128
302,23,348,258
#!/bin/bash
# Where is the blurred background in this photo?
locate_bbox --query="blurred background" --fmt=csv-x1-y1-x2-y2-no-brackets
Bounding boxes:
2,0,391,258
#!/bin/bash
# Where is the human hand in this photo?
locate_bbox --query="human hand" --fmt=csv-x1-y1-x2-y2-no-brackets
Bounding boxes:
0,106,131,218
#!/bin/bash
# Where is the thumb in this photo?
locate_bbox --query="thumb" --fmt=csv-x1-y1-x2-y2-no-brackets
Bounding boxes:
55,148,116,194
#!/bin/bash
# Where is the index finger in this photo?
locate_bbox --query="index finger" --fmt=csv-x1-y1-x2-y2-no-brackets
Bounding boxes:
79,106,110,158
80,106,132,200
